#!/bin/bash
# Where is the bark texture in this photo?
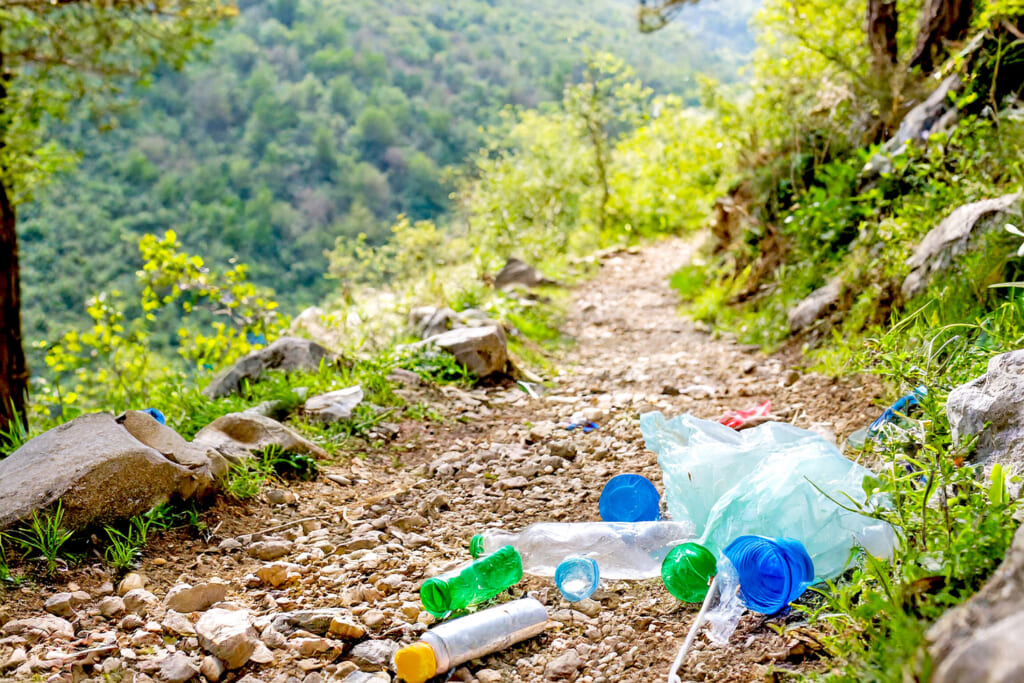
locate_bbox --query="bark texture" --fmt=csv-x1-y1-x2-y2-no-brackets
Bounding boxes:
910,0,974,73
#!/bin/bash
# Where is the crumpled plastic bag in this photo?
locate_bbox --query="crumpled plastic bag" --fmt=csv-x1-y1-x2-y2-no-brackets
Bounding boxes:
641,411,896,581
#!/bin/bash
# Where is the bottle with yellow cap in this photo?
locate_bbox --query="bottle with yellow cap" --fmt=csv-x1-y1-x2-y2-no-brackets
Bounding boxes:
395,597,549,683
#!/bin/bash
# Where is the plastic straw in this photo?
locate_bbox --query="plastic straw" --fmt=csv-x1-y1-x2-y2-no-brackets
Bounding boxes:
667,573,721,683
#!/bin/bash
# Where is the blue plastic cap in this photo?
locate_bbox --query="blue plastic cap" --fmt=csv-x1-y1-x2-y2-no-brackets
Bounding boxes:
599,474,660,522
555,556,600,603
142,408,166,425
723,536,814,614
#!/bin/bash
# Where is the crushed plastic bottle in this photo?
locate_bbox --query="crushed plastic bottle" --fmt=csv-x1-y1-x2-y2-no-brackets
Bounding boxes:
419,545,523,617
555,556,600,602
641,411,896,581
599,473,660,522
395,597,549,683
470,521,697,579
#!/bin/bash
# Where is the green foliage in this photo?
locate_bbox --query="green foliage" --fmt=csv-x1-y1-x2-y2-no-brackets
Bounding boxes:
9,501,74,576
0,403,30,459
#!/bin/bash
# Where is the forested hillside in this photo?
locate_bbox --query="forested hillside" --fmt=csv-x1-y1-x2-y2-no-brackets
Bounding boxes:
18,0,756,345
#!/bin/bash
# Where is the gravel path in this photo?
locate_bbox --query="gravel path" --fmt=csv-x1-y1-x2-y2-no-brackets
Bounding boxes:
0,237,885,682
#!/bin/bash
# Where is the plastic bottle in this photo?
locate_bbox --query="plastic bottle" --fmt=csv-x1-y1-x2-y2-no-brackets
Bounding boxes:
722,536,814,614
395,597,549,683
599,473,660,522
420,545,523,617
661,542,717,603
470,520,696,579
555,556,600,602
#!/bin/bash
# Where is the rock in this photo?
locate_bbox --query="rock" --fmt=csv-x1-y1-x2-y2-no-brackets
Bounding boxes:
1,615,75,640
417,326,509,378
476,670,502,683
123,589,160,617
888,75,962,153
410,306,459,338
201,336,336,399
260,624,288,649
162,610,196,636
265,489,296,506
256,562,291,588
1,647,27,671
947,350,1024,490
0,413,200,531
119,572,147,595
386,368,424,387
361,609,386,630
787,280,842,332
250,642,275,665
200,655,225,682
271,609,350,636
290,306,346,350
545,649,584,679
44,593,76,618
119,409,229,484
195,608,259,670
193,412,328,462
344,673,391,683
247,540,293,561
98,596,125,618
302,386,364,424
328,617,365,640
165,580,228,613
928,524,1024,682
349,639,399,670
494,257,552,289
156,652,199,683
902,193,1022,299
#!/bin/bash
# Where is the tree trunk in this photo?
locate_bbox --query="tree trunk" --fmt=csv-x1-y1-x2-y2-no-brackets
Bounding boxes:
910,0,974,74
865,0,899,78
0,42,29,436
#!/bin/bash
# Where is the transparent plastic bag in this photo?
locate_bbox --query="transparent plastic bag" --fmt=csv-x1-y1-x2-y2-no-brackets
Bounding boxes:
641,412,895,581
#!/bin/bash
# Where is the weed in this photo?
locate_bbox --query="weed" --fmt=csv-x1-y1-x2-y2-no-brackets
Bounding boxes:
181,504,209,537
0,405,30,460
103,526,142,571
10,500,74,576
223,457,275,500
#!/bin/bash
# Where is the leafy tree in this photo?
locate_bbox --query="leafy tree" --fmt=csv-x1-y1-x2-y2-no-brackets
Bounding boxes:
0,0,231,433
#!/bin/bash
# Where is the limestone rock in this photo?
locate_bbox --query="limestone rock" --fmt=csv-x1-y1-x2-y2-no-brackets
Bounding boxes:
1,615,75,640
349,639,398,671
545,649,584,679
494,257,552,289
270,609,350,636
165,580,228,613
928,524,1024,682
902,193,1022,299
123,589,159,617
417,326,509,378
0,413,199,531
302,386,364,424
120,409,229,483
98,596,126,618
947,349,1024,490
200,655,225,683
195,608,258,670
787,280,842,332
247,540,293,561
118,572,147,595
156,652,199,683
202,336,336,399
162,610,196,637
43,593,76,618
410,306,459,338
193,412,328,462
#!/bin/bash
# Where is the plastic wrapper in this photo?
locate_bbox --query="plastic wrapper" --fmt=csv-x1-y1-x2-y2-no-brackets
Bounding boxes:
641,412,895,581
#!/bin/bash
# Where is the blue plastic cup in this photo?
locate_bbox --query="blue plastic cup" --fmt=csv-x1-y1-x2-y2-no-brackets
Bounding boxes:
599,474,660,522
555,556,600,602
722,536,814,614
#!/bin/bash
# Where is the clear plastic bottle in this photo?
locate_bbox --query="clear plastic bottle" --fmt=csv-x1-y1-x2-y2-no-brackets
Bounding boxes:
395,597,549,683
470,521,696,579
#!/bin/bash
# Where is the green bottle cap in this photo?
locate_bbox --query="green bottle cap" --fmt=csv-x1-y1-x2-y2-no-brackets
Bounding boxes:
662,542,717,603
469,534,484,558
420,577,452,617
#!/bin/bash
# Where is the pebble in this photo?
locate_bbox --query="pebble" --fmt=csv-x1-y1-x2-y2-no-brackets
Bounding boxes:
164,580,228,613
117,573,147,596
247,540,294,561
546,649,584,679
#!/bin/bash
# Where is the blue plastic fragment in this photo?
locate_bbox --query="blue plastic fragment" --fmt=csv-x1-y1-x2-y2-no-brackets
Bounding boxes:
868,385,928,434
142,408,166,425
566,422,599,433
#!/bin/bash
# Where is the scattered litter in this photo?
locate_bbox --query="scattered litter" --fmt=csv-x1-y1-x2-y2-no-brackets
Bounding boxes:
705,557,744,645
661,542,717,603
420,545,523,617
848,385,928,449
718,400,771,430
395,598,549,683
599,473,660,522
470,521,695,579
566,421,600,433
642,412,896,581
555,556,600,602
516,380,541,398
723,535,813,614
141,408,166,425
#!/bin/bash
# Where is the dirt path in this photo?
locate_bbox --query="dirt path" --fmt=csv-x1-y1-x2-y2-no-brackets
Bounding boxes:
1,238,885,682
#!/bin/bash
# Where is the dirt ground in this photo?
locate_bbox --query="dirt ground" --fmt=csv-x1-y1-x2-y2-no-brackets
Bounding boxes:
0,237,886,682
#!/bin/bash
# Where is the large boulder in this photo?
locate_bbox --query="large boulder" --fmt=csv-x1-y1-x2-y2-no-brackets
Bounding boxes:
0,413,201,531
119,410,229,482
946,350,1024,488
928,523,1024,682
902,193,1022,300
417,326,509,378
787,279,843,332
193,412,328,461
202,337,336,399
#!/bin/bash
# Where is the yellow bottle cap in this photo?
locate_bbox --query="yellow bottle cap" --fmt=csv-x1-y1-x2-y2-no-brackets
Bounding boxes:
394,641,437,683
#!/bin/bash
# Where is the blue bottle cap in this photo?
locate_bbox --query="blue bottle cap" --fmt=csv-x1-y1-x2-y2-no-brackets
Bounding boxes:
555,556,600,603
142,408,166,425
599,474,660,522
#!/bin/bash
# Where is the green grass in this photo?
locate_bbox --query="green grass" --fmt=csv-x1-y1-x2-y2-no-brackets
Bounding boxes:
9,500,74,576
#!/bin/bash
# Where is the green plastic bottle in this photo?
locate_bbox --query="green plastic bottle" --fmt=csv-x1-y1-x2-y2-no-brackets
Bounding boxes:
420,545,524,617
661,542,717,602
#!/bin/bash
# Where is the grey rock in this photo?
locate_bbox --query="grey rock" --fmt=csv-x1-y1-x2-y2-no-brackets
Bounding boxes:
123,589,159,617
349,639,399,671
545,649,584,679
787,280,843,332
0,413,199,531
43,593,76,618
165,580,228,613
119,409,229,484
156,652,199,683
246,540,293,561
929,524,1024,682
162,610,196,636
417,326,509,378
302,386,364,424
902,193,1022,299
947,350,1024,489
199,655,225,682
98,596,126,618
410,306,459,338
494,257,552,289
195,608,258,670
270,609,350,636
202,336,335,399
1,615,75,640
193,412,328,462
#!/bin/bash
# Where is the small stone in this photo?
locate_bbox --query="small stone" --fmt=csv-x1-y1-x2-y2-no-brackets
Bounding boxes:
195,608,258,669
291,638,329,657
1,615,75,640
249,642,275,665
350,639,399,670
200,655,225,682
165,580,228,613
256,563,291,588
574,599,601,618
123,589,160,617
43,594,75,618
97,582,115,597
328,617,365,640
261,624,288,649
334,662,359,678
496,476,529,490
162,610,196,636
247,540,293,561
2,647,27,671
546,649,583,679
476,670,502,683
118,573,147,596
120,614,145,630
361,609,386,630
98,596,126,618
156,652,199,683
266,489,296,505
